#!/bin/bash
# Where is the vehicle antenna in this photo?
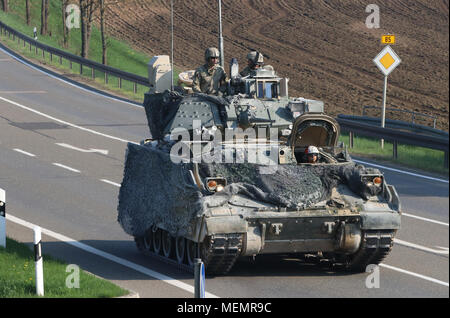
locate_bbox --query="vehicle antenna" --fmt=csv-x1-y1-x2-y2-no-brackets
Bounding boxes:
170,0,174,91
218,0,224,68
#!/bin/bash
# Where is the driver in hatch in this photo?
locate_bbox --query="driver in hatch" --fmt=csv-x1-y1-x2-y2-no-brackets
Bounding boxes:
304,146,320,164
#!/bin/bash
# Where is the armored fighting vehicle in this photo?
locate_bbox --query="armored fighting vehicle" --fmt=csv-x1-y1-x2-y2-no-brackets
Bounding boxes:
117,57,401,275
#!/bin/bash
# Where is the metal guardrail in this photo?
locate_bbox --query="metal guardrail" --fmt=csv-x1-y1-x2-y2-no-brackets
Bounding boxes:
337,116,449,169
0,20,150,93
338,115,448,139
362,106,437,129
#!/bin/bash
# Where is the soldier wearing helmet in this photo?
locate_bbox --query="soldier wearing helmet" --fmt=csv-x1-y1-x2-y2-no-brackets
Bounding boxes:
304,145,320,164
240,51,264,77
192,47,227,96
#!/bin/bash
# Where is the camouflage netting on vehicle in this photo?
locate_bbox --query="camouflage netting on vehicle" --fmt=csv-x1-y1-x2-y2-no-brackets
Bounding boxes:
117,143,382,238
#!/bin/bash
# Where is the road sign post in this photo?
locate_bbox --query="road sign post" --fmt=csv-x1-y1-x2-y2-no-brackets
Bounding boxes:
381,75,388,148
373,45,401,149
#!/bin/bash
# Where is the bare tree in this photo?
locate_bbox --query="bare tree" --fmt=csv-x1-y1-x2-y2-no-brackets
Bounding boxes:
79,0,99,58
2,0,8,12
62,0,69,48
100,0,107,64
26,0,31,25
40,0,49,36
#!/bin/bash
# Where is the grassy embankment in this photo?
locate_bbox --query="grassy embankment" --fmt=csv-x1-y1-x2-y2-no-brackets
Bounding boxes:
0,0,175,102
0,238,128,298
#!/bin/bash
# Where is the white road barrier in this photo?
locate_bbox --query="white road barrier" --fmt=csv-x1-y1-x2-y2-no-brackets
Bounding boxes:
34,226,44,296
0,188,5,248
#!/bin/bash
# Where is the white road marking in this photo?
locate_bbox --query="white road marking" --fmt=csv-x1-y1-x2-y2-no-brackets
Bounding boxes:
0,46,142,109
394,238,449,255
402,212,449,227
100,179,121,188
6,213,219,298
0,90,47,94
13,148,36,157
353,159,449,184
52,163,81,173
56,143,109,155
380,264,449,287
0,95,138,145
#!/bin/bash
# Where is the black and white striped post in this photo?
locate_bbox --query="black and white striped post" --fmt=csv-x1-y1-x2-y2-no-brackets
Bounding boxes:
194,258,205,298
0,188,5,248
34,226,44,296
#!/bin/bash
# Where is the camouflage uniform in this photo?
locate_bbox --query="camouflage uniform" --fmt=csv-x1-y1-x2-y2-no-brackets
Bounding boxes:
240,51,264,77
240,66,255,77
192,64,227,95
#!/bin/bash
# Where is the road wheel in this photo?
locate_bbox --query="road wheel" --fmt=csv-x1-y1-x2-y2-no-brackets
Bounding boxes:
152,228,162,255
175,236,186,264
186,239,197,266
162,230,174,258
143,230,152,251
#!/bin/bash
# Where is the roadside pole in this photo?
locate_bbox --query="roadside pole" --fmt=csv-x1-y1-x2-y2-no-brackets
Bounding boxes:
0,188,5,248
381,75,388,149
194,258,205,298
34,226,44,296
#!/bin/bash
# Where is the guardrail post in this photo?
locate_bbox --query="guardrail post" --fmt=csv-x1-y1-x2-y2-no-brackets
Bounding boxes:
91,67,95,79
104,72,108,84
349,131,354,148
80,64,83,75
134,82,137,94
393,140,398,160
118,77,122,89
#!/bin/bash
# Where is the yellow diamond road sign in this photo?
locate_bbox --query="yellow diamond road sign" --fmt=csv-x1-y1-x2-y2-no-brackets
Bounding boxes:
373,45,401,76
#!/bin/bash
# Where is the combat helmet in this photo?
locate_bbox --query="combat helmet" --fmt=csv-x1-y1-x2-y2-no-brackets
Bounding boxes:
247,51,264,66
205,47,220,63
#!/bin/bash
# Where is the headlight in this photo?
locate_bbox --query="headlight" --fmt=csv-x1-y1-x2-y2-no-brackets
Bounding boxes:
205,177,227,192
362,175,383,187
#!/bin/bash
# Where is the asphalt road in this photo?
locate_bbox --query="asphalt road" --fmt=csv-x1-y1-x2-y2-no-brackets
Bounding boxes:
0,46,448,298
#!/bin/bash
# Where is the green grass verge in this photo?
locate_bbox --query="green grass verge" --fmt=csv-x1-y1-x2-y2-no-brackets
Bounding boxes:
0,238,128,298
0,0,181,102
339,133,448,175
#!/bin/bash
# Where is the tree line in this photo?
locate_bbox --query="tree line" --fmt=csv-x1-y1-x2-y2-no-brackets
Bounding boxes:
1,0,121,64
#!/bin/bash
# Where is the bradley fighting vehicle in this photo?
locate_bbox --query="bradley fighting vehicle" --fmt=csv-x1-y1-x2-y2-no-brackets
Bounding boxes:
117,55,401,275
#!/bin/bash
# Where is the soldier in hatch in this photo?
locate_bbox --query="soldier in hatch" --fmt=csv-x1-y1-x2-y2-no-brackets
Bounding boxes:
240,51,264,77
192,47,227,96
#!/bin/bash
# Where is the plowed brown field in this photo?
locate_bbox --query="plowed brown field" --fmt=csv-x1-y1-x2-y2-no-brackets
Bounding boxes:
103,0,449,130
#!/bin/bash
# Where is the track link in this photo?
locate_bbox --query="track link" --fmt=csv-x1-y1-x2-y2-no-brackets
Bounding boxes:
342,230,395,272
135,232,244,276
202,234,244,276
